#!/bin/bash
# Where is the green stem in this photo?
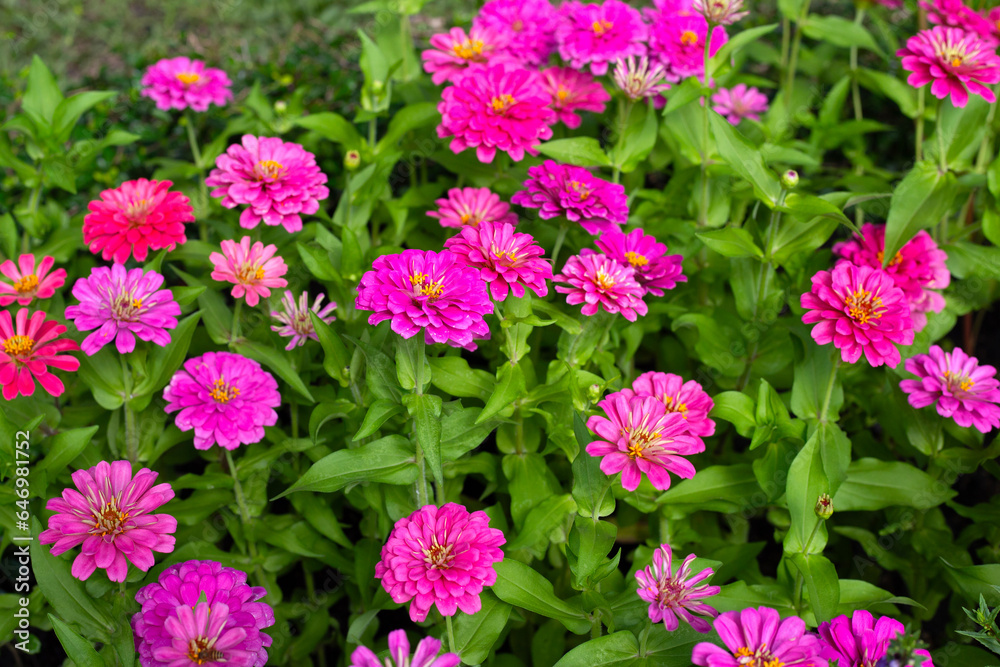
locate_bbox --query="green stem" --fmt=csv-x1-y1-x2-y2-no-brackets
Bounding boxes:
793,517,824,611
231,299,243,344
410,336,431,506
916,87,926,162
975,90,999,172
936,100,948,173
121,356,138,463
784,0,812,113
184,110,209,240
184,110,203,167
400,16,413,82
344,172,354,229
226,449,252,525
551,222,570,269
819,356,842,423
368,119,377,148
22,185,41,253
698,31,713,226
779,17,791,72
611,98,633,184
445,614,456,654
850,9,866,122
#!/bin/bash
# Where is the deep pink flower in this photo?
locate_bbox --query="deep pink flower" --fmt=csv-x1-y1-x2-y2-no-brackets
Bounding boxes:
921,0,998,44
350,630,460,667
84,179,194,264
355,249,493,350
511,161,628,235
539,67,611,129
818,610,904,667
900,345,1000,433
592,228,686,296
422,26,511,85
444,221,552,301
554,253,648,321
913,649,934,666
586,394,704,491
437,63,555,163
39,460,176,583
473,0,560,67
206,135,329,233
209,237,289,307
270,291,336,351
0,254,65,306
693,0,748,25
163,351,281,450
712,84,769,124
613,56,672,101
800,262,914,367
427,187,519,229
692,607,828,667
621,371,715,437
153,603,253,667
0,309,79,400
897,26,1000,108
375,503,506,623
555,1,648,76
635,544,720,633
648,9,728,83
140,57,232,112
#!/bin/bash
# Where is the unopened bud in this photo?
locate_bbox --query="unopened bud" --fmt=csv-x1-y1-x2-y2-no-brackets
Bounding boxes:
371,80,385,94
344,150,361,170
274,100,287,113
587,384,602,402
815,493,833,520
781,169,799,189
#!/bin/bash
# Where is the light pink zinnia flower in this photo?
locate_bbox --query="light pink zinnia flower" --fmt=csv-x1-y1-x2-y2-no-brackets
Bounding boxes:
270,291,336,351
817,610,904,667
613,56,672,101
693,0,748,26
591,228,687,296
153,603,252,667
375,503,506,623
900,345,1000,433
0,254,65,307
38,460,176,582
473,0,560,67
83,178,194,264
712,84,769,124
648,10,728,83
621,371,715,437
422,26,511,85
897,26,1000,108
539,67,611,129
209,237,289,307
635,544,720,633
444,221,552,301
692,607,828,667
0,309,79,400
437,63,555,163
140,57,233,112
511,161,628,235
555,0,648,76
555,253,648,321
427,187,519,228
921,0,998,44
350,630,460,667
800,262,914,367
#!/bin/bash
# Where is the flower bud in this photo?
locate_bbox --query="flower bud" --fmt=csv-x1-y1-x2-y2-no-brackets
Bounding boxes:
344,150,361,171
781,169,799,189
815,493,833,520
588,384,603,402
274,100,287,113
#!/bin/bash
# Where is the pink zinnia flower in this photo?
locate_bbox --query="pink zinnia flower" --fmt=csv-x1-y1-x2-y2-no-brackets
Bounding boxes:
206,134,329,233
897,26,1000,108
692,607,828,667
350,630,460,667
648,10,728,83
437,63,555,163
818,610,904,667
800,262,914,367
613,56,672,101
712,84,769,124
635,544,720,633
0,309,79,400
375,503,506,623
555,253,648,321
921,0,998,44
38,460,176,582
834,223,950,332
153,603,254,667
555,1,648,76
693,0,748,26
355,249,493,350
511,161,628,235
444,221,552,301
163,351,281,450
900,345,1000,433
539,67,611,129
65,265,181,356
140,57,233,112
474,0,560,67
270,291,336,351
585,394,704,491
621,371,715,437
427,187,519,229
209,237,288,307
422,26,511,85
83,178,194,264
591,228,687,296
0,254,65,306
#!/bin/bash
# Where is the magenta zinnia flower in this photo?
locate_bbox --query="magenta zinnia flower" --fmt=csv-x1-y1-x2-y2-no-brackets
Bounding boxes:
355,249,493,350
555,253,648,321
39,460,176,582
427,187,519,229
209,237,289,307
473,0,560,67
900,345,1000,433
270,291,337,351
350,630,460,667
163,351,281,450
818,610,904,667
635,544,720,633
648,10,728,83
555,0,648,76
586,394,704,491
140,57,233,112
444,221,552,301
712,84,769,124
621,371,716,437
592,228,686,296
0,309,79,400
153,603,255,667
422,26,511,85
84,178,194,264
692,607,828,667
539,67,611,129
613,56,672,101
0,254,65,306
511,161,628,235
897,26,1000,108
206,134,329,233
800,262,914,367
437,63,555,163
375,503,506,623
921,0,998,44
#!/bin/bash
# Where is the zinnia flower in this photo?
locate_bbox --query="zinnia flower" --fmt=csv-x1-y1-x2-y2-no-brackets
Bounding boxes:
635,544,720,633
163,351,281,450
270,291,337,351
0,309,79,400
692,607,828,667
375,503,506,623
555,0,648,76
800,262,914,367
473,0,560,67
83,178,194,264
349,630,460,667
712,84,769,124
205,134,330,233
897,26,1000,108
140,57,233,111
0,254,65,306
921,0,998,44
693,0,748,26
422,26,511,85
209,237,289,307
613,56,672,101
355,249,493,350
621,371,715,437
818,610,904,667
899,345,1000,433
511,161,628,235
539,67,611,129
585,394,704,491
427,187,519,228
65,265,181,356
648,10,728,83
153,604,258,667
591,228,686,296
444,221,552,301
38,460,176,582
554,253,648,321
437,63,555,163
912,649,934,666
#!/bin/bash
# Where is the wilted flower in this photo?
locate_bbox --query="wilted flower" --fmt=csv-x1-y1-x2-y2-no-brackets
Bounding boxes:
473,0,560,67
209,237,289,307
613,56,672,101
539,67,611,129
621,371,715,437
444,221,552,301
899,345,1000,433
818,610,904,667
897,26,1000,108
693,0,748,26
636,544,720,633
556,0,648,75
349,630,460,667
692,607,829,667
140,57,232,111
591,228,687,296
422,25,511,85
511,160,628,235
0,308,79,400
270,291,337,351
711,84,769,124
0,254,65,307
555,253,648,321
427,187,518,229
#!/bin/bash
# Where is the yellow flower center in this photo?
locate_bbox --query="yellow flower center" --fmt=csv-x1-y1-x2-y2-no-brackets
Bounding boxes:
210,377,240,403
876,249,903,267
568,180,591,200
733,646,784,667
410,273,443,298
664,396,688,415
493,246,517,263
594,270,616,291
176,72,201,85
681,30,699,46
491,94,517,114
512,19,524,31
125,198,154,225
623,426,660,459
422,537,455,569
951,57,963,67
3,335,33,357
845,288,884,325
625,252,648,268
13,274,38,293
556,87,570,101
236,265,266,284
90,498,130,537
592,19,614,35
255,159,285,181
187,637,224,665
111,294,145,322
452,39,485,60
943,370,975,392
459,212,480,226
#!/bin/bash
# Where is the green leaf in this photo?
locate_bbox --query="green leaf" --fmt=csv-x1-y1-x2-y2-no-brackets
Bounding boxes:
311,314,351,386
428,356,494,401
696,228,764,259
453,591,512,665
568,516,617,586
656,464,760,513
572,413,616,518
833,459,957,510
51,91,115,142
353,399,405,440
536,137,612,167
552,631,639,667
358,29,390,87
883,162,958,264
477,363,525,424
711,391,756,437
789,553,840,624
856,68,919,118
506,494,577,551
708,112,782,207
612,101,658,173
662,77,706,114
403,393,444,488
801,15,884,56
492,559,591,634
48,615,104,667
376,102,439,152
36,426,98,473
790,345,843,421
784,430,829,554
274,435,416,498
933,95,991,168
942,560,1000,605
781,193,854,231
709,23,779,77
232,339,315,403
298,242,338,281
294,112,362,148
345,334,402,401
132,312,202,399
22,56,63,128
